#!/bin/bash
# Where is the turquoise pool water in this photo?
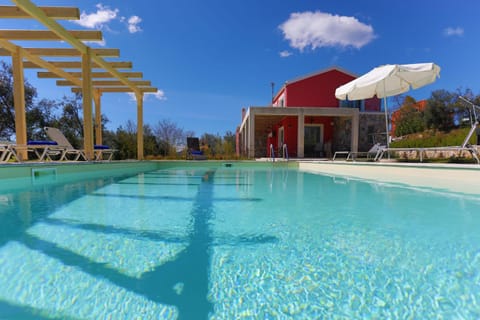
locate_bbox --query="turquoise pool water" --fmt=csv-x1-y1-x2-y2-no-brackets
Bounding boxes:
0,165,479,319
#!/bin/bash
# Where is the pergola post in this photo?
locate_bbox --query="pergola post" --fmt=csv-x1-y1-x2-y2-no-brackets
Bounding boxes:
11,46,27,160
297,111,305,158
82,47,94,160
351,109,359,153
135,91,144,160
247,112,255,158
93,88,102,146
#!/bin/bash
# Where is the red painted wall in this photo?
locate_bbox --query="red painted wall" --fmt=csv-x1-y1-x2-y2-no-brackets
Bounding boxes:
285,69,356,107
304,116,334,143
365,98,380,111
280,117,298,157
267,116,335,157
272,68,381,111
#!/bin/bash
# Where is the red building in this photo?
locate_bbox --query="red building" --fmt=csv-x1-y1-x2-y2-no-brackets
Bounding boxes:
237,67,382,158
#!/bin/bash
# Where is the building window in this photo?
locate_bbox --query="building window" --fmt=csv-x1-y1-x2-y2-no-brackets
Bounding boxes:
340,99,365,111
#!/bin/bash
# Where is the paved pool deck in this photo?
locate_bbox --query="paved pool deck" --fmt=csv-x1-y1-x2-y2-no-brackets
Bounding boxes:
298,160,480,196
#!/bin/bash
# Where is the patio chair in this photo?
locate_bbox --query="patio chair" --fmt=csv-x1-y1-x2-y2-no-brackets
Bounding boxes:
26,140,65,161
45,127,116,161
5,140,65,162
93,144,116,161
347,143,386,161
0,143,13,162
44,127,86,161
186,137,207,160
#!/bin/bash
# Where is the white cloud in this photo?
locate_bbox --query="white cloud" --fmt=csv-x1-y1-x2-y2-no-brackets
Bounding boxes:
127,92,136,101
148,90,166,101
279,50,292,58
279,11,375,51
72,4,143,34
126,90,167,102
74,4,118,29
127,16,142,33
83,39,107,47
444,27,464,37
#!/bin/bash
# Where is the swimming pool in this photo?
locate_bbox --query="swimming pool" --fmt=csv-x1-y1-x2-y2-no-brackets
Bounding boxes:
0,163,479,318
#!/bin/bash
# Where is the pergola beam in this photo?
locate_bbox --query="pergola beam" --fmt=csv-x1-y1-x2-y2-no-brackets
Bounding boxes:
0,38,82,86
24,61,132,69
58,80,151,87
12,0,142,95
0,6,79,19
0,30,102,41
38,71,143,79
71,87,158,93
0,47,120,57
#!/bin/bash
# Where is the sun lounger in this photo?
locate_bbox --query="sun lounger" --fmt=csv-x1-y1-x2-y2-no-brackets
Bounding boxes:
6,141,65,162
186,137,207,160
44,127,116,161
44,127,86,161
94,144,116,161
0,143,13,162
26,140,65,161
347,143,386,161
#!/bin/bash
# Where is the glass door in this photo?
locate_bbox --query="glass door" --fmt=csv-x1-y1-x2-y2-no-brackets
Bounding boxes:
304,125,323,158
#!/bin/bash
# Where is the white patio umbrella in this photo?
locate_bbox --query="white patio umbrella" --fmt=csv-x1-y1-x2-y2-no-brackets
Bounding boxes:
335,62,441,149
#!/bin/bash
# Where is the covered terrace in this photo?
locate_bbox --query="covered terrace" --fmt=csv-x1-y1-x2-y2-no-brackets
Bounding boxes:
238,106,359,158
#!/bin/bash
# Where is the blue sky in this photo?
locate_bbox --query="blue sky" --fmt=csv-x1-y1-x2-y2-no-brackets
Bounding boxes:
1,0,478,136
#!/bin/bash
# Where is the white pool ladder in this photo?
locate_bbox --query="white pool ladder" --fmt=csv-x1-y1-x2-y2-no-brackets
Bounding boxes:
282,144,289,161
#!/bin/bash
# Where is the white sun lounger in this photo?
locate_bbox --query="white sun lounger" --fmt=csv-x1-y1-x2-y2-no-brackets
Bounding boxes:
44,127,86,161
45,127,115,161
0,143,13,162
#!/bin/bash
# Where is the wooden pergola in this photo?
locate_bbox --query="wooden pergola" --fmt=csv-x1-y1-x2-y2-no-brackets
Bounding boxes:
0,0,158,160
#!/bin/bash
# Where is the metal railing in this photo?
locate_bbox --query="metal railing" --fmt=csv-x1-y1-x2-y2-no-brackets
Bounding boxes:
270,143,289,162
282,144,289,161
270,144,275,162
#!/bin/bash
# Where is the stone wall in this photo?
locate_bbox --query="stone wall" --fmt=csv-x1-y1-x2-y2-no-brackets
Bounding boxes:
332,117,351,152
254,132,268,158
332,113,385,152
391,147,479,162
358,113,385,151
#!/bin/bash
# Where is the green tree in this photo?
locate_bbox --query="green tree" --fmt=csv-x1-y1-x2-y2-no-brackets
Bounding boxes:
223,130,236,157
143,124,160,157
154,119,190,156
110,121,160,159
53,93,84,148
424,90,456,131
114,120,137,159
27,98,59,140
393,96,425,136
453,88,480,127
0,61,37,140
200,133,221,156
